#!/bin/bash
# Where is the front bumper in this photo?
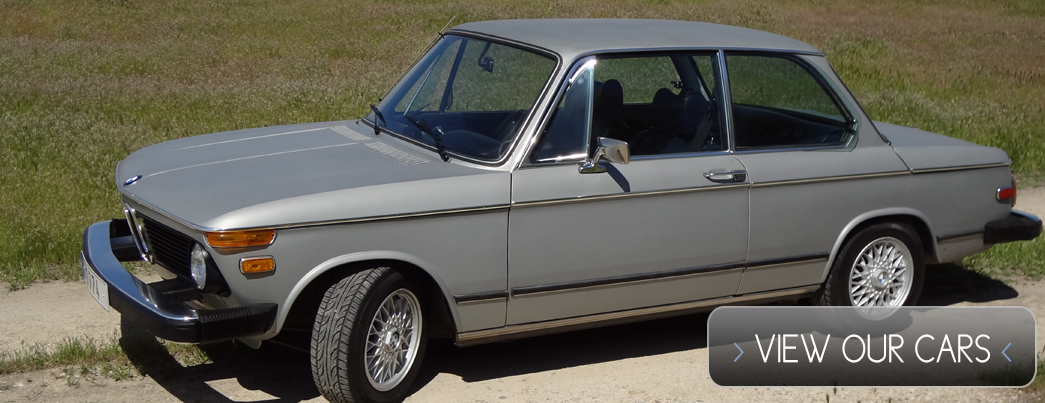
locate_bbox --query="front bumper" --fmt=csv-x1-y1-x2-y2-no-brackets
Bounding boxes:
81,219,277,343
984,210,1043,244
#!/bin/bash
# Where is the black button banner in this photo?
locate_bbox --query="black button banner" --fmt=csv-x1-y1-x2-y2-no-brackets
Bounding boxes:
708,306,1036,387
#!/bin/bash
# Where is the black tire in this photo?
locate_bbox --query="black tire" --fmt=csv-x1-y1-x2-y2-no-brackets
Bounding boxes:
815,222,925,307
311,267,428,403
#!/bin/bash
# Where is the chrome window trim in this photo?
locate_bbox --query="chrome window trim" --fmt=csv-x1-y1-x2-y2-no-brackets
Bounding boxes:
628,150,734,162
519,149,735,169
733,144,850,155
520,50,736,167
823,61,887,145
363,31,563,168
518,55,599,166
716,49,736,152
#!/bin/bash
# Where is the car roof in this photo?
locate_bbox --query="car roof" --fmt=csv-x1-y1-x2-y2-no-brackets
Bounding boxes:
449,19,823,59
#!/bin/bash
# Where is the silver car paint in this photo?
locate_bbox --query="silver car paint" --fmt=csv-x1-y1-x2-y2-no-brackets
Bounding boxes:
508,155,749,324
110,20,1018,342
116,121,509,231
736,146,910,292
450,19,822,57
877,121,1012,171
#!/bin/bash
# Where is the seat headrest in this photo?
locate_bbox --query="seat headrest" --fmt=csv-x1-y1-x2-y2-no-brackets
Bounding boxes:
595,79,623,115
653,87,679,106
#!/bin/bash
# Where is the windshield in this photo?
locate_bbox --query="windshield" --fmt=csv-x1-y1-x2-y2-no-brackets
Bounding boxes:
367,35,556,162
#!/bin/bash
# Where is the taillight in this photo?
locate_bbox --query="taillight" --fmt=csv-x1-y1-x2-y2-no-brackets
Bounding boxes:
997,177,1016,206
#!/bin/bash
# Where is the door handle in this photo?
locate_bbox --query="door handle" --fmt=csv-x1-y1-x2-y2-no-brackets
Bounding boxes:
704,170,747,183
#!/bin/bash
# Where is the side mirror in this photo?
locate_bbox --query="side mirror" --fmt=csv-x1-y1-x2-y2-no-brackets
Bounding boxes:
579,137,631,174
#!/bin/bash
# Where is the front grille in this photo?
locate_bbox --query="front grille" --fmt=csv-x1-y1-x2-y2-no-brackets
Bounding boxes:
141,215,195,279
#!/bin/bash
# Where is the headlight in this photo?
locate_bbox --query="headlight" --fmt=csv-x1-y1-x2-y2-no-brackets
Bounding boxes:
190,243,208,290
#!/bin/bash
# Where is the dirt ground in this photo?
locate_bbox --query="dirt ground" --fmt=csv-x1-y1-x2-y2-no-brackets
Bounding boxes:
0,190,1042,403
1020,187,1045,218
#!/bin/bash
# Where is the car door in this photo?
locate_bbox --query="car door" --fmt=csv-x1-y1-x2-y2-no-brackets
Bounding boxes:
721,52,910,294
507,52,749,325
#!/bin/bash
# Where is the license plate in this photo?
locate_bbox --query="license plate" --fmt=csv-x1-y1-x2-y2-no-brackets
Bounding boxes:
82,252,110,312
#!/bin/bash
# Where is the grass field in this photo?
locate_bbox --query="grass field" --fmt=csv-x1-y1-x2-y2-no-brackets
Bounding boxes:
1,0,1044,288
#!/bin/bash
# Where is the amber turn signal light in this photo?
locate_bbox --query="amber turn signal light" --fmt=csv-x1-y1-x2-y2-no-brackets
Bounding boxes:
205,229,275,248
240,256,276,274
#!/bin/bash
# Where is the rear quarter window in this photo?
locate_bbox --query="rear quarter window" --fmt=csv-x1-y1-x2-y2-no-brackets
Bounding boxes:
726,54,853,150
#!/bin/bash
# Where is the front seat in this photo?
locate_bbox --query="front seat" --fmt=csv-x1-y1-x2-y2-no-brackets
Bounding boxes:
591,79,625,149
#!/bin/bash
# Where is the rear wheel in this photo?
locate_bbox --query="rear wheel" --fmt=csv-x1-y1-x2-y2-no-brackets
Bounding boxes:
816,222,925,307
311,267,427,403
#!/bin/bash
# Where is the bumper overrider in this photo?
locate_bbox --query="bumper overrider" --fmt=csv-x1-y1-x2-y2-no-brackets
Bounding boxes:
81,219,277,343
985,210,1043,244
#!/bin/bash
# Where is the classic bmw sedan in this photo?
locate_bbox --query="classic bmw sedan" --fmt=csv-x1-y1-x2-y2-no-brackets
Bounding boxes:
80,19,1041,402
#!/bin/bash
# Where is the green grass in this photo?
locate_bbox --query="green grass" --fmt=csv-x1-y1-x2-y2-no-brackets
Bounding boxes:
0,336,125,376
1028,355,1045,392
1,0,1044,287
964,237,1045,279
0,334,211,379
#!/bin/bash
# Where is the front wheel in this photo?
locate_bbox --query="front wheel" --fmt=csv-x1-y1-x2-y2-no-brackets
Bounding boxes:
311,267,427,403
815,222,925,307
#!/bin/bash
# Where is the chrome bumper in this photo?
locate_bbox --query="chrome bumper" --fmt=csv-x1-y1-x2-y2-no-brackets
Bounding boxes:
81,219,276,343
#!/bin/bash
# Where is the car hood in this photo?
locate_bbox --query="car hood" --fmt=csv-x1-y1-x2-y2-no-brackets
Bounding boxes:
874,121,1011,171
116,120,509,230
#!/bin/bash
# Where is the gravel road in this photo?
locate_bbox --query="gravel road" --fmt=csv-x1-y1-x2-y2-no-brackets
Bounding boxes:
1,189,1043,402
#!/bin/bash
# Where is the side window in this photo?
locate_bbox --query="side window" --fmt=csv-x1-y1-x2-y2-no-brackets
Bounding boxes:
692,56,717,95
591,53,723,156
725,54,853,150
531,59,595,163
594,57,679,104
530,52,724,162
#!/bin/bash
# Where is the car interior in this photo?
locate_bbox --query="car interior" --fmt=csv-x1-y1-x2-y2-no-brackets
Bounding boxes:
531,53,855,162
399,51,855,163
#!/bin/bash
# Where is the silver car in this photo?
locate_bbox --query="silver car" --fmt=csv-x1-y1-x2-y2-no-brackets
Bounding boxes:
80,19,1041,402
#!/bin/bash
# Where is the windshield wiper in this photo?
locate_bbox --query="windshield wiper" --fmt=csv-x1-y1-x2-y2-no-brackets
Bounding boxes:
368,104,386,136
403,115,450,162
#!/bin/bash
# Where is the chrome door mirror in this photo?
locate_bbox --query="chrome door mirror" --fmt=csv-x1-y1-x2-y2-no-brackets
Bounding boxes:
579,137,631,174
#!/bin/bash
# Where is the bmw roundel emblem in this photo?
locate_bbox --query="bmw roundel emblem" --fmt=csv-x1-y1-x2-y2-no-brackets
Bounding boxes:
124,175,142,186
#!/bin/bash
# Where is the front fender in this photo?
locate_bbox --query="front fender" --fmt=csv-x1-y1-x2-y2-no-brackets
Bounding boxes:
272,251,459,338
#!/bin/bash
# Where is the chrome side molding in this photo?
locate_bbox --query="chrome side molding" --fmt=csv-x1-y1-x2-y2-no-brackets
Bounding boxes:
455,285,820,346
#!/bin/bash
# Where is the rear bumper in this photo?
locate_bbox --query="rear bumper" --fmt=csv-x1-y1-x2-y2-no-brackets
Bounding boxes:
81,219,276,343
984,210,1043,244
